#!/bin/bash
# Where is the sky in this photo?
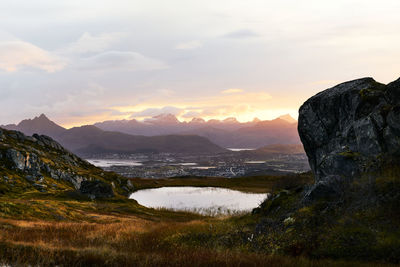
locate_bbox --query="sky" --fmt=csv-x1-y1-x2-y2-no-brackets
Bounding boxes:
1,0,400,128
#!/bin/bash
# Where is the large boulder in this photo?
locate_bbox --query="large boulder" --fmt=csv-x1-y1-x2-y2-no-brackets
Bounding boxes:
79,180,114,199
298,77,400,196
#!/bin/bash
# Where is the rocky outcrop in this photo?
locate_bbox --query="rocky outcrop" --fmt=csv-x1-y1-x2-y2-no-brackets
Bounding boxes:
0,131,86,189
0,128,129,197
79,180,114,199
298,77,400,200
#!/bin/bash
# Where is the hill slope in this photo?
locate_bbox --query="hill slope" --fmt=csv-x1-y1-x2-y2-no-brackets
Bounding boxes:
0,128,131,198
57,125,227,156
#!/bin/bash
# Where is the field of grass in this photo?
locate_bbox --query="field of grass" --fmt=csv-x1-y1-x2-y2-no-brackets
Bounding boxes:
0,172,398,266
0,210,392,267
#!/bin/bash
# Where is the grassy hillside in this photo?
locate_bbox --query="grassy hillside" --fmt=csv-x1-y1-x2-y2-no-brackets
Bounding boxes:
246,162,400,263
0,127,398,266
0,176,395,266
0,171,391,267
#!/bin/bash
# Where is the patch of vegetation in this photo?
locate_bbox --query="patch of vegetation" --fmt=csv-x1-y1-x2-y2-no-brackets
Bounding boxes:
338,150,360,159
249,163,399,264
0,211,392,267
358,84,385,102
129,172,314,193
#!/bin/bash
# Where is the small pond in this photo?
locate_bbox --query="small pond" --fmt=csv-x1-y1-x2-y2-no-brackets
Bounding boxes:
129,186,269,216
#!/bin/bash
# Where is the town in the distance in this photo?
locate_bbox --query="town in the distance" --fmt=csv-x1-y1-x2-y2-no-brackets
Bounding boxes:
1,113,309,178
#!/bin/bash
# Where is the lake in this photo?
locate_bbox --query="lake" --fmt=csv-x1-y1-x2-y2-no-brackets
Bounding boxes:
129,186,269,216
87,159,143,168
227,148,256,152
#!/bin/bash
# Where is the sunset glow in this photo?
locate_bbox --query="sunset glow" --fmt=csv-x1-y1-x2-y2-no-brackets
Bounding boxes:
1,1,400,127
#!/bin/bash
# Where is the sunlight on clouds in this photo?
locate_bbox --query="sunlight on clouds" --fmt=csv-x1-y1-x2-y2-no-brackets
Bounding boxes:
0,41,67,72
3,0,400,126
104,90,275,124
221,88,244,94
130,106,183,118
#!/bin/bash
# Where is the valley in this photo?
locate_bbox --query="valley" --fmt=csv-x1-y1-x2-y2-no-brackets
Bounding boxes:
86,150,309,178
1,79,399,266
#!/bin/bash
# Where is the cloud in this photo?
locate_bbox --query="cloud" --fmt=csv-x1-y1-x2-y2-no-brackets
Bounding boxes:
221,88,244,94
0,41,67,72
223,29,259,39
193,104,252,118
130,106,183,118
175,40,203,50
116,90,273,122
60,32,127,54
76,51,169,72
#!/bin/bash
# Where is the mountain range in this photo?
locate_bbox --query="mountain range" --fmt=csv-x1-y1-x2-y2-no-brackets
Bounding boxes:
1,113,301,155
93,113,300,148
1,114,226,156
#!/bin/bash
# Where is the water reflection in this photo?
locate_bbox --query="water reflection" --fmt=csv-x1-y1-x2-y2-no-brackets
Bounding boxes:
87,159,143,167
129,186,269,216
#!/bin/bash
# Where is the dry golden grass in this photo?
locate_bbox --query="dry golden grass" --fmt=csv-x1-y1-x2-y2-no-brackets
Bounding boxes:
0,214,393,267
0,171,396,266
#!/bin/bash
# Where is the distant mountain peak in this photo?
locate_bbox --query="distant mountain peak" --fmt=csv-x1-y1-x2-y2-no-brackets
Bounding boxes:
19,113,58,126
277,114,297,124
5,114,67,137
20,113,51,125
207,119,221,124
190,117,206,124
38,113,48,119
223,117,239,124
146,113,180,124
153,113,176,118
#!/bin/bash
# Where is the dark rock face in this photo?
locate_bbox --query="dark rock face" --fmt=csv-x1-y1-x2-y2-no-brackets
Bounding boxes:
298,77,400,194
0,129,93,190
0,127,131,197
3,147,84,189
79,180,114,199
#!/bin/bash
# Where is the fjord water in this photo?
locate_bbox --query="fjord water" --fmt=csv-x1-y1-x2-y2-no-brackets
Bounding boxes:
87,159,143,167
129,187,269,216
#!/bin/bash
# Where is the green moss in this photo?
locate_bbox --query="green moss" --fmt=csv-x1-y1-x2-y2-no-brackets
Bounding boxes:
338,150,360,159
359,86,385,103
